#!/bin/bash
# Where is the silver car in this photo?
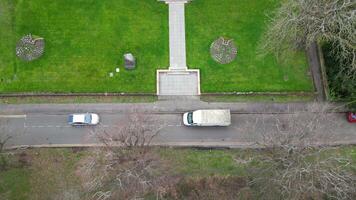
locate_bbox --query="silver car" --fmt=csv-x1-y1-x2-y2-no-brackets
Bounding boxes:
67,113,100,126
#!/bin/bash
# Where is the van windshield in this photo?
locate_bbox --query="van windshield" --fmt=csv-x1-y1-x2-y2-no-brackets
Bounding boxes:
187,112,193,124
84,114,92,123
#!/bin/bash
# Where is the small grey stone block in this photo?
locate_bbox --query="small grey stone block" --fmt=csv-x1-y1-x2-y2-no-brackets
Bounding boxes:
124,53,136,70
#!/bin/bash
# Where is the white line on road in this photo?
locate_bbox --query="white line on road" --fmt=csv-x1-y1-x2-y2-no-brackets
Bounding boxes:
25,125,73,128
0,115,26,118
23,124,183,129
167,124,182,127
99,124,182,128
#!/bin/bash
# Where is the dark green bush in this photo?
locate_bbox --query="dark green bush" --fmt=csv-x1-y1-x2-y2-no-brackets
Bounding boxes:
322,43,355,110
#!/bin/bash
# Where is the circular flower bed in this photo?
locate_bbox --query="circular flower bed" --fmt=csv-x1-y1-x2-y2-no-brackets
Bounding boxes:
16,34,45,61
210,37,237,64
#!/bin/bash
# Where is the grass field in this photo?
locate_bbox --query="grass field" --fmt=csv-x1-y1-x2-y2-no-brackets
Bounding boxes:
200,94,314,103
186,0,313,92
0,0,169,93
0,0,312,93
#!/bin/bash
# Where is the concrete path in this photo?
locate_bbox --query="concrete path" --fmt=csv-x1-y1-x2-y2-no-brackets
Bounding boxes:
168,2,187,70
158,71,200,95
157,0,200,96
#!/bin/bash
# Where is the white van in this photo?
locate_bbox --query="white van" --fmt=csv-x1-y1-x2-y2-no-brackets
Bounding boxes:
183,110,231,126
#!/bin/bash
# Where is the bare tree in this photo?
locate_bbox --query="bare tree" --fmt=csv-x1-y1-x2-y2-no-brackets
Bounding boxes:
96,111,161,148
0,122,11,152
78,111,168,200
261,0,355,70
0,119,12,170
248,104,356,200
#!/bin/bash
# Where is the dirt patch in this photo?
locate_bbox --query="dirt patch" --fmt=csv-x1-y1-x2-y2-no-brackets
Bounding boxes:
165,176,249,200
17,151,32,167
71,147,86,153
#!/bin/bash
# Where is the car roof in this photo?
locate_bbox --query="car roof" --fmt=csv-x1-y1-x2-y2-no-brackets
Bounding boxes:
68,113,92,123
72,114,86,123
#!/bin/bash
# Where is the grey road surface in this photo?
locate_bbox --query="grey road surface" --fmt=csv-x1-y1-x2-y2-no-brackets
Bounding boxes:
2,111,355,148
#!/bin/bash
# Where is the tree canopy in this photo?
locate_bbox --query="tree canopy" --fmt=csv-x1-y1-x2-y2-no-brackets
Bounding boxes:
261,0,355,70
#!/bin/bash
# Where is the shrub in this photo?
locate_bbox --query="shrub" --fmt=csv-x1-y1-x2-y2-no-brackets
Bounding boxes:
322,43,356,105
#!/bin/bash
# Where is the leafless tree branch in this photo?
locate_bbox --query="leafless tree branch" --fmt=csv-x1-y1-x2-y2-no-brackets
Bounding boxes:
261,0,355,70
78,109,168,200
249,104,356,200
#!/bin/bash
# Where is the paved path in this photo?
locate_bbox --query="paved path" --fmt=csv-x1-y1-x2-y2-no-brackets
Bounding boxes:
157,0,199,96
168,1,187,70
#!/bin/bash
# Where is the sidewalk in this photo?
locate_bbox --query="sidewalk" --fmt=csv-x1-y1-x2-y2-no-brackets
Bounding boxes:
168,2,187,70
0,100,346,115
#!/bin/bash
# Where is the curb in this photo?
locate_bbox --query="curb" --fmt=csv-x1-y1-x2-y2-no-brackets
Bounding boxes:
6,141,356,150
0,93,156,98
201,91,316,96
0,92,316,98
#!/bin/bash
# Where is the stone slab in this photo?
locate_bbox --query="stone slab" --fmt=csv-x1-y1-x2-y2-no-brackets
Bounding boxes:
157,70,200,95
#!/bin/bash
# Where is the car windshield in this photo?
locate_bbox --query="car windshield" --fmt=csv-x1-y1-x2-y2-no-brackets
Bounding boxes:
67,115,74,123
187,112,193,124
84,114,92,123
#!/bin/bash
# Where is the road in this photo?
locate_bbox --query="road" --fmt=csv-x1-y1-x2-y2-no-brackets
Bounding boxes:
2,111,355,148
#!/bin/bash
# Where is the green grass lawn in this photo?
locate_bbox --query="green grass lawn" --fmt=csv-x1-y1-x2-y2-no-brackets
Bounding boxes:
186,0,313,92
201,94,314,103
0,95,157,104
0,0,312,93
0,0,169,93
0,168,30,200
159,148,246,177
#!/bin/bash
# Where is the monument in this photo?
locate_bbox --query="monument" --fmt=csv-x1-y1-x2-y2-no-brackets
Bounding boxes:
124,53,136,70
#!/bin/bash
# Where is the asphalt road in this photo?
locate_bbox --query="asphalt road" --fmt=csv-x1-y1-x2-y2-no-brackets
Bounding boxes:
2,111,355,148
